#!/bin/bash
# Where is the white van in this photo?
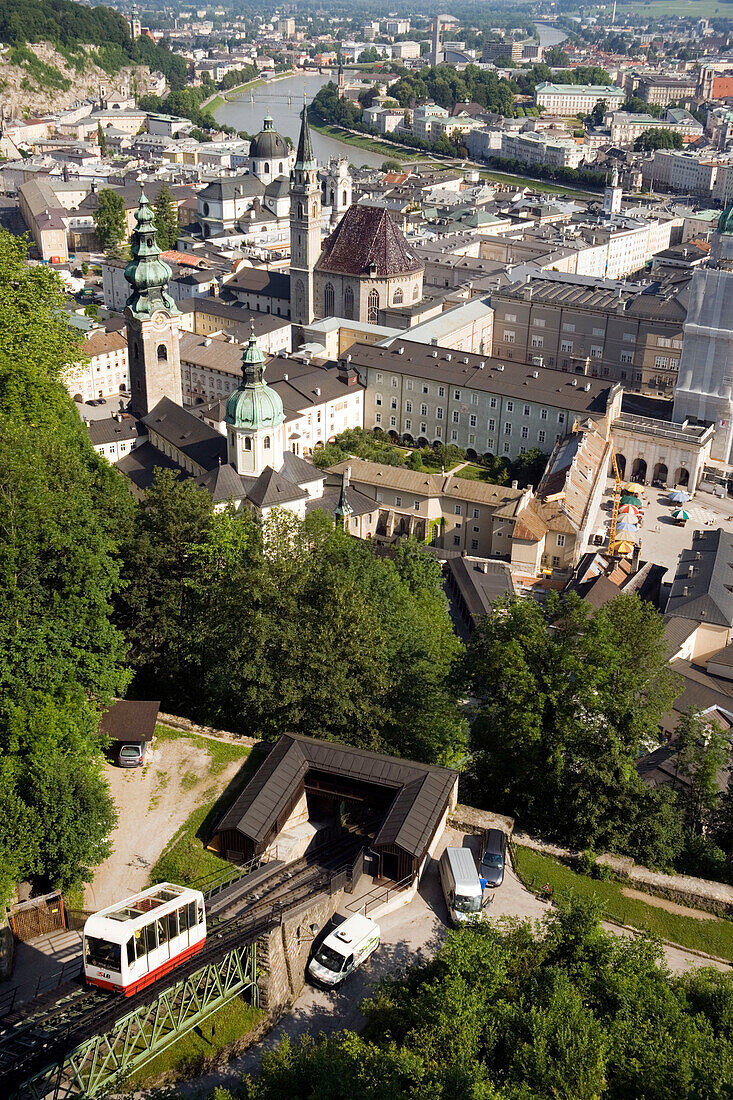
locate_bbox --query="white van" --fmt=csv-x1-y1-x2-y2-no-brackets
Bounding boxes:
440,846,490,926
307,914,380,988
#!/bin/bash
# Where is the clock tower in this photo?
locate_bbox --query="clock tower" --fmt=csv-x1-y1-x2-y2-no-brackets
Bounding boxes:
124,185,182,416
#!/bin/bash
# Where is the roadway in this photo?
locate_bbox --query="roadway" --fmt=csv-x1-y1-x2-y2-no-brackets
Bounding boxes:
174,826,727,1098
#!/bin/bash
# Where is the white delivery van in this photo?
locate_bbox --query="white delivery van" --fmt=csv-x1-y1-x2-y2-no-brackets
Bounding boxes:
307,914,380,988
440,846,490,926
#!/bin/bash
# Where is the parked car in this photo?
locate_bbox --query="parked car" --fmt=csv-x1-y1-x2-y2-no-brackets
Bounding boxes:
118,742,146,768
479,829,507,889
440,846,490,925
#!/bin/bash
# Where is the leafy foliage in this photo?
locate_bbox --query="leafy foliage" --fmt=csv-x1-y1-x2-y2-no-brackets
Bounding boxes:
634,128,684,151
245,898,733,1100
153,184,180,251
93,188,126,253
0,231,131,902
463,592,683,865
117,477,466,765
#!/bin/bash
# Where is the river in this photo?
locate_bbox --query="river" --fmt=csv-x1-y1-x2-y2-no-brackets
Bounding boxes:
213,72,388,168
213,26,568,169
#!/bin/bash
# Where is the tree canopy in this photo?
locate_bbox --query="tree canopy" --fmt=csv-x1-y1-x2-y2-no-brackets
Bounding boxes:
153,184,180,251
243,898,733,1100
0,231,131,904
462,592,683,865
634,127,683,151
117,477,467,766
94,188,126,253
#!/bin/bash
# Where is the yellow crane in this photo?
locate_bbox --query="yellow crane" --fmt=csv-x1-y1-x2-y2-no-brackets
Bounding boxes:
608,447,623,552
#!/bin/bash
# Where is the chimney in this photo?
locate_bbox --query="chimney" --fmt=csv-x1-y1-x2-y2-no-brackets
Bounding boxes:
511,479,519,489
683,585,689,597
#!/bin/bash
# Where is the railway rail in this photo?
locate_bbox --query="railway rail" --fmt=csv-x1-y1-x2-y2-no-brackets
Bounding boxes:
0,834,363,1096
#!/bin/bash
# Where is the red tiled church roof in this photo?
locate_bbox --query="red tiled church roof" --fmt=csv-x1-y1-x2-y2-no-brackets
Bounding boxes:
316,204,423,278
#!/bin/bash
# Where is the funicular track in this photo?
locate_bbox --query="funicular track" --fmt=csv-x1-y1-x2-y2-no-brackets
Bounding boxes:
0,834,364,1098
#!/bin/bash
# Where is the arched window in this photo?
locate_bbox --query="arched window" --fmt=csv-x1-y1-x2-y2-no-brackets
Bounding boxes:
279,161,284,174
344,286,354,320
294,279,304,321
412,285,419,300
324,283,335,315
134,341,140,359
264,162,270,174
297,203,303,219
245,437,252,451
263,436,271,450
312,202,318,218
342,190,347,206
393,287,403,305
202,201,209,216
367,289,379,324
157,344,168,361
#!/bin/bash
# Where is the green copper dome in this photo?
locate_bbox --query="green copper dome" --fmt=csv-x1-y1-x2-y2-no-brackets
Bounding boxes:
718,206,733,234
225,326,284,430
124,186,179,320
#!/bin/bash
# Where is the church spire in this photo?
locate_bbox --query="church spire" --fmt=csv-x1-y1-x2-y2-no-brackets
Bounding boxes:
334,465,354,528
295,95,316,170
124,183,178,320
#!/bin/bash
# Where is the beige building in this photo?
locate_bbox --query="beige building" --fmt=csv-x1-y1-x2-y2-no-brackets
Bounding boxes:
18,178,69,262
490,274,687,396
327,457,528,557
610,413,714,489
66,329,129,403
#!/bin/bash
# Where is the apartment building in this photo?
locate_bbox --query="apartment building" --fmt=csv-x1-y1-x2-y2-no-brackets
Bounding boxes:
497,128,585,169
490,274,686,395
412,104,450,142
348,338,622,460
66,329,129,403
609,109,703,147
637,74,698,107
177,298,291,356
179,335,364,454
534,82,625,115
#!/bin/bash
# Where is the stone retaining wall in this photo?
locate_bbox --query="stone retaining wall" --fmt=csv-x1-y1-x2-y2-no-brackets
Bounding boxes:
513,831,733,918
257,893,342,1013
157,711,260,748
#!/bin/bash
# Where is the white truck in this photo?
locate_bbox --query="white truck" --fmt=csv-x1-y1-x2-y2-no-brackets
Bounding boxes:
307,914,380,988
440,846,491,926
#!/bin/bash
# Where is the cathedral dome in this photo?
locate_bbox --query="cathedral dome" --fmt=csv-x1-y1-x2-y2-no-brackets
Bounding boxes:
718,206,733,235
250,115,289,161
225,327,284,430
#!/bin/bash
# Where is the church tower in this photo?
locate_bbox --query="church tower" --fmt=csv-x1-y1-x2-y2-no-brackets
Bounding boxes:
124,186,182,416
290,100,321,330
225,324,285,477
603,166,622,216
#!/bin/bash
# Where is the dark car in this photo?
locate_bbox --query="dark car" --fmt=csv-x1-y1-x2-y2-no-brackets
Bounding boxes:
479,829,507,889
118,742,146,768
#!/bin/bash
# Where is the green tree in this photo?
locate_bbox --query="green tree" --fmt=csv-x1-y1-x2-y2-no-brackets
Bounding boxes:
590,98,607,126
463,592,682,861
634,128,683,151
674,710,728,835
248,897,733,1100
93,187,127,252
97,120,107,156
0,230,130,904
153,183,180,251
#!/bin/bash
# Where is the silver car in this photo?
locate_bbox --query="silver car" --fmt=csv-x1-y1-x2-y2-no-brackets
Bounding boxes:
117,742,146,768
479,829,507,888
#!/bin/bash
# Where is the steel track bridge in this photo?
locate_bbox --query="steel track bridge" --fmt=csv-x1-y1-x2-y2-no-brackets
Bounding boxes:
12,940,258,1099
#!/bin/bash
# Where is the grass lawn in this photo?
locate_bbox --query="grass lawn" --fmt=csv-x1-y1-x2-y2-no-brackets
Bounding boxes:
452,463,501,483
124,995,264,1087
477,169,597,198
309,119,424,161
206,78,265,112
513,845,733,962
149,727,265,889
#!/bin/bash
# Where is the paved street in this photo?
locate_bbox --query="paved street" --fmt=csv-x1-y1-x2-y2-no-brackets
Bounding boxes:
173,827,726,1099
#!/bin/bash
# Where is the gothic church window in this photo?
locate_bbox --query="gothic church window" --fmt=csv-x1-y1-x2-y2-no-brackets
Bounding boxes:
413,286,419,299
393,288,403,305
344,286,354,320
368,289,379,324
279,162,284,174
324,283,335,315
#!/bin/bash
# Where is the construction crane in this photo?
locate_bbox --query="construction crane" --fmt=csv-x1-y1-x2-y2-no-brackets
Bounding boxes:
608,446,625,556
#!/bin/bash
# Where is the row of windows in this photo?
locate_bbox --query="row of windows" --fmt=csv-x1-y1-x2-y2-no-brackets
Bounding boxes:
377,394,565,425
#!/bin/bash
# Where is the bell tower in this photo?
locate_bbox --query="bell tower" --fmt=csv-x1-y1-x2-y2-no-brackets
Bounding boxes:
124,185,182,416
290,99,321,330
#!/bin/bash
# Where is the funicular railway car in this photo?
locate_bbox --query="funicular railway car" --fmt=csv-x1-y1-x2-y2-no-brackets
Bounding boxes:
83,883,206,995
